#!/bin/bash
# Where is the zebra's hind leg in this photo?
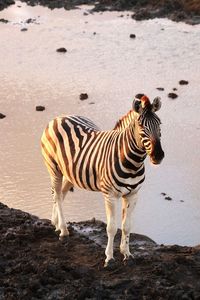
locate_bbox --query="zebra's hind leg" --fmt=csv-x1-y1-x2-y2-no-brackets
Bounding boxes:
120,193,138,261
104,194,117,267
51,175,69,239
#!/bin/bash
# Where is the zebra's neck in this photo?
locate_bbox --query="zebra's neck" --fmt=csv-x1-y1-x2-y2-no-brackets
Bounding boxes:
114,109,134,131
112,120,146,173
114,109,145,153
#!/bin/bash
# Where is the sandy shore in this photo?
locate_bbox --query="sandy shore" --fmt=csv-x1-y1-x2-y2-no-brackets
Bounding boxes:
1,202,200,299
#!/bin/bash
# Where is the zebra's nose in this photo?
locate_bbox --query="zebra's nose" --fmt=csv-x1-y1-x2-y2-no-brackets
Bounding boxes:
150,140,164,165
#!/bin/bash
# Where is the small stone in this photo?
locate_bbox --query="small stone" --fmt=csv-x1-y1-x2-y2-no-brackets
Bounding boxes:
165,196,172,201
79,93,88,100
56,47,67,53
179,80,189,85
157,87,164,91
36,106,45,111
0,18,9,23
93,32,96,35
130,34,136,39
26,18,33,23
0,113,6,119
173,88,177,91
168,93,178,99
21,28,28,32
161,192,166,196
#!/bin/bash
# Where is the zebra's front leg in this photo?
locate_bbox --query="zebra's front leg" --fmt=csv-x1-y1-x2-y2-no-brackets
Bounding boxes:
104,194,117,267
51,176,69,238
120,193,138,261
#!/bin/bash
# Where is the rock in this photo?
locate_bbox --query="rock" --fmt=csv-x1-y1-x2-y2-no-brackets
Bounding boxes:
179,80,189,85
1,202,200,299
26,18,36,23
56,47,67,53
79,93,88,101
36,106,45,111
168,93,178,99
130,33,136,39
0,113,6,119
156,87,164,91
0,0,15,11
0,18,9,23
21,28,28,32
133,9,152,21
165,196,172,201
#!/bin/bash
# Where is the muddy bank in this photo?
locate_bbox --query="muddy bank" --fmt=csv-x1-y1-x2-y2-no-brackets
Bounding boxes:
1,0,200,24
0,202,200,299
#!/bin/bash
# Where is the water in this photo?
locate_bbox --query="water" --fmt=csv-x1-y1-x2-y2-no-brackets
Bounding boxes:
0,2,200,246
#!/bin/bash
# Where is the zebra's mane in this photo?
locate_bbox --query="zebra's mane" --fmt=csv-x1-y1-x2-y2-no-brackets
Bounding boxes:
113,110,135,131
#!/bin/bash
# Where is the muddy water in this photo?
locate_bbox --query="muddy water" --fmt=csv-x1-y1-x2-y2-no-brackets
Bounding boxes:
0,2,200,246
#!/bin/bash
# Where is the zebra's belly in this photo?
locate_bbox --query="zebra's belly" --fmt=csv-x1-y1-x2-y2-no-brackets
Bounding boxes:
62,165,101,192
64,173,144,196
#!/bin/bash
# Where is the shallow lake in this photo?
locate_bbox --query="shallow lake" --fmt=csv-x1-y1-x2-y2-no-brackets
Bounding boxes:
0,1,200,246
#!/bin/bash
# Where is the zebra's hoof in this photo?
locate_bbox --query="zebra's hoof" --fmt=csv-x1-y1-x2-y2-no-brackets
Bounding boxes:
59,235,69,242
123,255,134,266
104,258,116,270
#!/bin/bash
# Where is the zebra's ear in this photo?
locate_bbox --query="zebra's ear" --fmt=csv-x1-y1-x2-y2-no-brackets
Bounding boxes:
152,97,161,112
132,100,142,114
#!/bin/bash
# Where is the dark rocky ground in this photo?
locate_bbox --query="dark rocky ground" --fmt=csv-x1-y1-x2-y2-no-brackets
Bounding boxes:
1,0,200,24
1,202,200,299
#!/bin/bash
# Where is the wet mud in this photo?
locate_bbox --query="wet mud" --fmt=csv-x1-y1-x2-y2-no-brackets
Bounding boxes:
1,202,200,299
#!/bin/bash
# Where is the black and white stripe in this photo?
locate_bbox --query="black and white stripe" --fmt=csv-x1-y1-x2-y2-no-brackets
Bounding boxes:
41,94,164,265
42,112,147,196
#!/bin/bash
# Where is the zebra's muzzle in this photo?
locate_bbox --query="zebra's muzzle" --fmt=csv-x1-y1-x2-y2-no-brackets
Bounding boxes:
150,140,164,165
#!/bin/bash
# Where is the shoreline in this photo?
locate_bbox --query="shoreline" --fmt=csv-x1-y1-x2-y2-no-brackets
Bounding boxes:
0,0,200,25
1,202,200,299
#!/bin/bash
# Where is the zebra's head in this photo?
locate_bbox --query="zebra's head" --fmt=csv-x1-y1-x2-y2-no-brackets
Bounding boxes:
133,94,164,165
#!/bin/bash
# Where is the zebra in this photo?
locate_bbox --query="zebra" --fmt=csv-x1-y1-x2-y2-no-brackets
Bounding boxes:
41,94,164,267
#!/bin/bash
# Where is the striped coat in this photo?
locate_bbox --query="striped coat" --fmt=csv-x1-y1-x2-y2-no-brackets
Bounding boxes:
41,112,146,197
41,94,164,266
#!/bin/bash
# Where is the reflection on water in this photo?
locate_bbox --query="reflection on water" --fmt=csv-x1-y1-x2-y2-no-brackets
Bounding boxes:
0,1,200,246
